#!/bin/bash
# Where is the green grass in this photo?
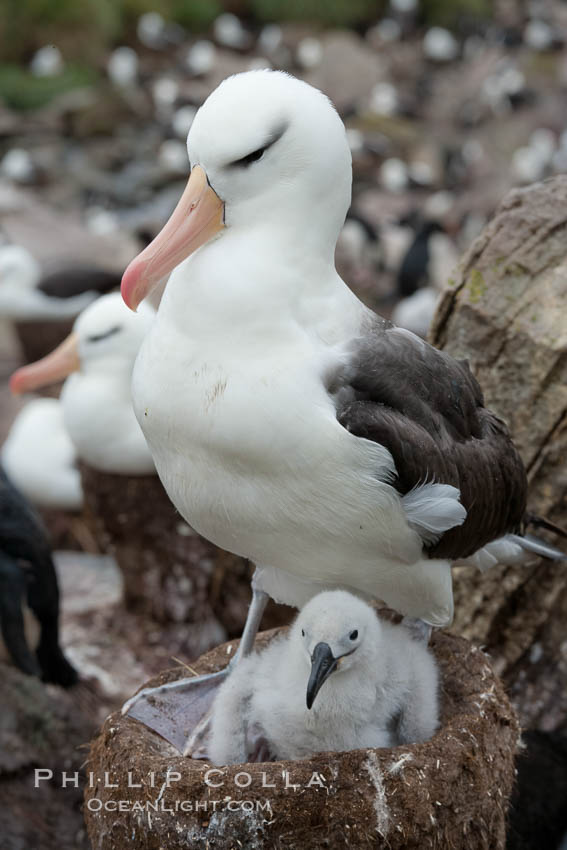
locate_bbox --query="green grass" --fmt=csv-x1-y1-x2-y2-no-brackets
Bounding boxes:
251,0,384,27
0,0,494,67
0,64,97,110
168,0,222,31
420,0,491,28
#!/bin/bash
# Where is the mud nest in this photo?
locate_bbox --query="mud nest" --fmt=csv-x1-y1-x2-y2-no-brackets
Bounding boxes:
14,317,75,364
85,626,519,850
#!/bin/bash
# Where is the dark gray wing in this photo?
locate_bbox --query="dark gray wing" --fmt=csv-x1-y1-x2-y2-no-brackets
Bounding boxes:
336,324,527,560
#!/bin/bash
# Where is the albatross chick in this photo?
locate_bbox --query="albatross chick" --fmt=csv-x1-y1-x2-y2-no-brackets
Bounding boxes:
209,590,439,765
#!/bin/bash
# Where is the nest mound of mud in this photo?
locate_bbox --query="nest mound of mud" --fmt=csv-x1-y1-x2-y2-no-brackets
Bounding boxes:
85,626,518,849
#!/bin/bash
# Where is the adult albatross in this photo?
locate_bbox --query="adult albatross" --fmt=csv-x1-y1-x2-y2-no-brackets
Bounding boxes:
120,70,545,755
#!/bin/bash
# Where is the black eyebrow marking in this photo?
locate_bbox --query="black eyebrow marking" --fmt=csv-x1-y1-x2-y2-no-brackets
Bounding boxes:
228,122,288,168
87,325,122,343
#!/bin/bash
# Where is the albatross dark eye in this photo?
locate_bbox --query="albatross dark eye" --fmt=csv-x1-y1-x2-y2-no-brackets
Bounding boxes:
349,630,358,640
301,629,305,637
87,325,122,344
228,123,288,169
232,146,267,167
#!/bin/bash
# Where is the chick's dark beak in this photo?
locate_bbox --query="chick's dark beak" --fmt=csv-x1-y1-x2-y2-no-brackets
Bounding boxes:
306,642,337,709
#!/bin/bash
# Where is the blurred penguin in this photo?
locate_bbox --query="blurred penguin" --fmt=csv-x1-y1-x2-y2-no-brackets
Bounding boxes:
0,469,77,686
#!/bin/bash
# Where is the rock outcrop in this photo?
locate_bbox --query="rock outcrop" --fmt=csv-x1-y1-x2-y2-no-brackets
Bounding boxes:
430,175,567,730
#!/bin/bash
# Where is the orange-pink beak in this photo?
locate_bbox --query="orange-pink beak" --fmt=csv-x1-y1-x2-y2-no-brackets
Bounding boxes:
10,333,81,395
121,165,224,311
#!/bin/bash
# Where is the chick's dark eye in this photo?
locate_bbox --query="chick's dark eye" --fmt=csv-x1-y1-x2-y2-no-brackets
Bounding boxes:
349,630,358,640
232,146,266,167
301,629,305,637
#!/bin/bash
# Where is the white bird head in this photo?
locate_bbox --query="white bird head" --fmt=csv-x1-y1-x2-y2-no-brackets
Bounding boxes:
73,293,154,369
121,70,352,310
291,590,382,710
10,293,154,394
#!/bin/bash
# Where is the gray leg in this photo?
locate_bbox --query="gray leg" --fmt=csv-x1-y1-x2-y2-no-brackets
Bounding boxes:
233,585,269,660
121,583,270,756
183,586,269,757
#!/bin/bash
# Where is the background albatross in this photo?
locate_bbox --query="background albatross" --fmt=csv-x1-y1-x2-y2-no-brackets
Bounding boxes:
119,70,551,755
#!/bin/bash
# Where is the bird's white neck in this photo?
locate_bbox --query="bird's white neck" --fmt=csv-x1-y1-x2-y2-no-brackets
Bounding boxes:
157,222,365,346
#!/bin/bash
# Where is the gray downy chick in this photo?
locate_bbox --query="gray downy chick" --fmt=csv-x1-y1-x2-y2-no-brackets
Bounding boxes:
209,589,439,765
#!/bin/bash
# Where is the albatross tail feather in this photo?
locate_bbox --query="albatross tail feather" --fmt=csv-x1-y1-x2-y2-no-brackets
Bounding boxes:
457,533,567,571
507,533,567,563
